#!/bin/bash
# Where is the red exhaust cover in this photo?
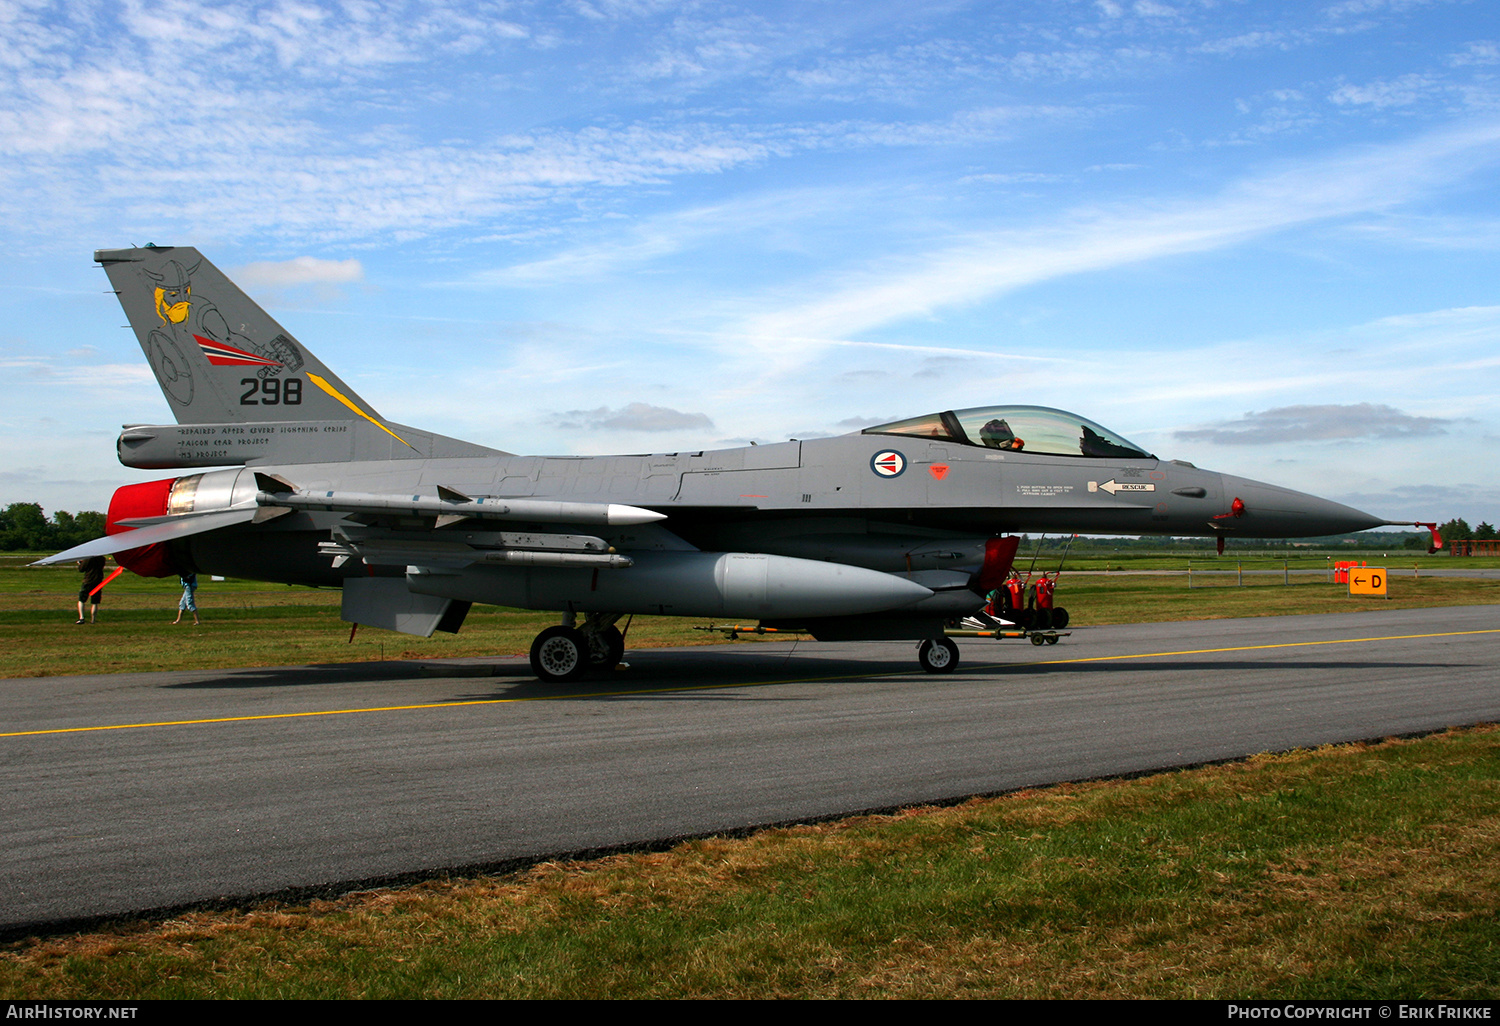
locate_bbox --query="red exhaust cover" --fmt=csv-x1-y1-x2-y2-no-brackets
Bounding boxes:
105,478,182,578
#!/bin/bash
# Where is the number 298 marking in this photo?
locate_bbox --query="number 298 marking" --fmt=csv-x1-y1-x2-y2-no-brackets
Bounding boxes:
240,378,302,405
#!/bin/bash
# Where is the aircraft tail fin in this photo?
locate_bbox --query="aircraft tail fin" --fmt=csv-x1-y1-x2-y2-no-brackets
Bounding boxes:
98,246,394,430
97,246,505,464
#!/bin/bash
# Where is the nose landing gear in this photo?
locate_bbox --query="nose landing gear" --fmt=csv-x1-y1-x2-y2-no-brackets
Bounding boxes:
917,636,960,674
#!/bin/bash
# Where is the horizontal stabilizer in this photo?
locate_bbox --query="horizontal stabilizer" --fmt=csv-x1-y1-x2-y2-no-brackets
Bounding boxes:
33,508,258,565
116,419,505,469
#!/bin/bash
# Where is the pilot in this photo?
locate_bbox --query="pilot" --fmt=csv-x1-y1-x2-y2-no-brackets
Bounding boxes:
979,418,1025,451
1079,424,1139,458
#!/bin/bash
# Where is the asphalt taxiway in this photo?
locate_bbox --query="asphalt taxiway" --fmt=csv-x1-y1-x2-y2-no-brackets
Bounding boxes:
3,605,1497,933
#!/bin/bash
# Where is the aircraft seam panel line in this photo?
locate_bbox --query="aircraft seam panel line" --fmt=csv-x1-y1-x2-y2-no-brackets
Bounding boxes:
4,627,1496,740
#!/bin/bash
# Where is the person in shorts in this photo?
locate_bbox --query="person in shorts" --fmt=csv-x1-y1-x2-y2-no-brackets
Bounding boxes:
174,572,199,626
76,556,106,624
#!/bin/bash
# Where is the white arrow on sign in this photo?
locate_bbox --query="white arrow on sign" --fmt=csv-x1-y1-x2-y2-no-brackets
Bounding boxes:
1089,479,1156,495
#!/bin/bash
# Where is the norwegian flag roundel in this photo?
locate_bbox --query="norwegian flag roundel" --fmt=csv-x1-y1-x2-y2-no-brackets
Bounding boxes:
870,449,906,478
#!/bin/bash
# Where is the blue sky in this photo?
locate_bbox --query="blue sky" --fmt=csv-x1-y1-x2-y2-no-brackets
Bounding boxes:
2,0,1498,528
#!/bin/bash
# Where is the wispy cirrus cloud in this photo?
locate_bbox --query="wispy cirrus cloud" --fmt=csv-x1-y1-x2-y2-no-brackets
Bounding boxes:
3,0,1488,253
732,122,1500,347
0,103,1083,245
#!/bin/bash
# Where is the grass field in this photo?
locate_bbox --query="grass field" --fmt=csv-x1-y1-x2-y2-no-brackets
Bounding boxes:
3,726,1497,998
3,552,1497,678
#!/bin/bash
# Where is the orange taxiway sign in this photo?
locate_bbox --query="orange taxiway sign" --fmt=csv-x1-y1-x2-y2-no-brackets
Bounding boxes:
1349,568,1388,596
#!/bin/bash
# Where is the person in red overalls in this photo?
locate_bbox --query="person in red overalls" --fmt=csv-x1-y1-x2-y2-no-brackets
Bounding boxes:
1031,573,1056,629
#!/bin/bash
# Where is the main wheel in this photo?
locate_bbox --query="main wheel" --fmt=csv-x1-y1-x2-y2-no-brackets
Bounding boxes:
1051,607,1069,629
917,637,960,674
586,625,625,669
530,626,588,683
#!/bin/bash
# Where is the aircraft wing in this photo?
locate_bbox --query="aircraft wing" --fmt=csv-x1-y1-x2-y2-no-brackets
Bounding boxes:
32,508,259,565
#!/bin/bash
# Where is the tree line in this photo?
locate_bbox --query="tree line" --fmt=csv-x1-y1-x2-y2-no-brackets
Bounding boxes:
1436,518,1497,543
0,503,106,552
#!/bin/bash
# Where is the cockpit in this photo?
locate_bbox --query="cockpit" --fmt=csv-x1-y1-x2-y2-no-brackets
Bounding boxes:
861,405,1154,460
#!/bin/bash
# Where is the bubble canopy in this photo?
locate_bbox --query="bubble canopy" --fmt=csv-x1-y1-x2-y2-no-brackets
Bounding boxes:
862,406,1154,460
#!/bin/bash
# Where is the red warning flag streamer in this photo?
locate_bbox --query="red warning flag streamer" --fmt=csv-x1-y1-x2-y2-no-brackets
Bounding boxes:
88,566,124,598
1212,497,1247,520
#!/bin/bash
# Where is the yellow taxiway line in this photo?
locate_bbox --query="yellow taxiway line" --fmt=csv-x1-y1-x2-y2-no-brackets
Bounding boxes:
5,627,1497,739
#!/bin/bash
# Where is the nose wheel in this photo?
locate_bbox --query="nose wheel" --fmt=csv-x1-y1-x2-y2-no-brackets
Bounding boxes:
917,637,960,674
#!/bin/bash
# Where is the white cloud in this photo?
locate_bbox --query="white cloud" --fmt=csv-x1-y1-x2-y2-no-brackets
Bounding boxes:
1197,31,1293,56
960,172,1069,185
1133,1,1179,18
551,402,714,432
234,257,364,288
1329,73,1442,109
834,415,898,428
1448,40,1500,66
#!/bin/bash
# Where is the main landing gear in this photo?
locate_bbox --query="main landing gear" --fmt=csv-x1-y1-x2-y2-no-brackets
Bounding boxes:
528,612,626,683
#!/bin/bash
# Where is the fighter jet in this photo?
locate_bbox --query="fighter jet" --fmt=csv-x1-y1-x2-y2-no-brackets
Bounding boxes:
41,246,1405,679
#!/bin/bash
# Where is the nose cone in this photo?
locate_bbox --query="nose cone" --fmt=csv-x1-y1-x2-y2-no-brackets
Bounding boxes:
1217,475,1385,537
